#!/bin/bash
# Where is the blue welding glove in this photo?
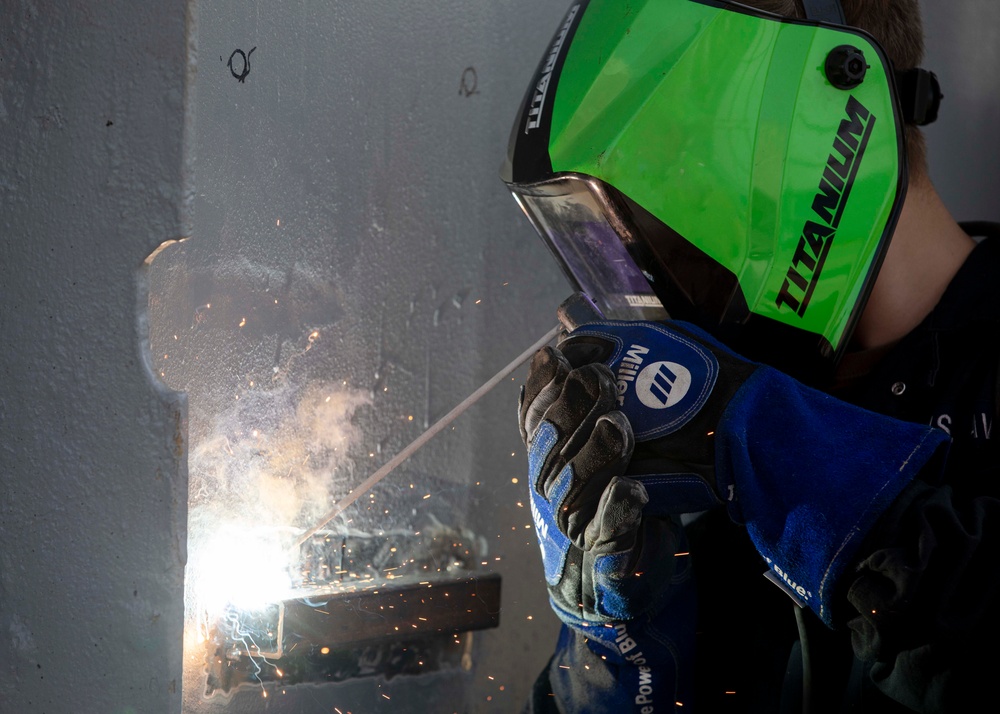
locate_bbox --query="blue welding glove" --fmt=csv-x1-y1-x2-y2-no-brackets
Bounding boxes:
556,320,950,625
520,346,677,624
519,346,698,710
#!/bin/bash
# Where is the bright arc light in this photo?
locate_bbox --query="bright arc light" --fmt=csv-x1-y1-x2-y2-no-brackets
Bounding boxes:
189,524,295,616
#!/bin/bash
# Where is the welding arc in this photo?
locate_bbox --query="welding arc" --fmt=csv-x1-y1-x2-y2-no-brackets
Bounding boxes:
292,324,562,548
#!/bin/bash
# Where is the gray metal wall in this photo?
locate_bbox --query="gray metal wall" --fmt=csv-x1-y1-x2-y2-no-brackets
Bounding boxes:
149,1,570,712
0,2,191,713
1,1,997,713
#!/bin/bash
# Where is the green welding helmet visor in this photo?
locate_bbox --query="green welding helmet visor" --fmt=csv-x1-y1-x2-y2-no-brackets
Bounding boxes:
503,0,939,382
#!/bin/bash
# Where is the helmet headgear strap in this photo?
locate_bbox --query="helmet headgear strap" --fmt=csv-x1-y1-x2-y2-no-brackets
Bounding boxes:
800,0,845,25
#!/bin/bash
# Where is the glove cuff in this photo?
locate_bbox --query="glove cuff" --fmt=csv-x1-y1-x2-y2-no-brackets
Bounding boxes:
717,366,950,626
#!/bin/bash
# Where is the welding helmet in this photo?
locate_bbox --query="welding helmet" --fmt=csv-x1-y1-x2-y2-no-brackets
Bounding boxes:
501,0,941,383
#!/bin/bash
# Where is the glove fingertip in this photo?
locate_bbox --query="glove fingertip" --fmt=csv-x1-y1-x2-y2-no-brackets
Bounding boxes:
595,411,635,457
585,476,648,550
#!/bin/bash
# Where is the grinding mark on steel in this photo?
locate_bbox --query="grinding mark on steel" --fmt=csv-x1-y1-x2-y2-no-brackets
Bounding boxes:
293,324,561,548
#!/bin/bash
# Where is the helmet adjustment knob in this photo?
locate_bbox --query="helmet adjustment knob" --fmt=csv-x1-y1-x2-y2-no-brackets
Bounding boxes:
825,45,868,89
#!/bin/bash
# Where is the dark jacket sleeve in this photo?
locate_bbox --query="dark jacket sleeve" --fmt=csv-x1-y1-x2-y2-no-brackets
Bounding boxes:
843,478,1000,713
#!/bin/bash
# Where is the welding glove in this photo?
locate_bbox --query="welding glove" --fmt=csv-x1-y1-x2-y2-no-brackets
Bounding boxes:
554,319,949,625
520,345,698,709
520,345,692,624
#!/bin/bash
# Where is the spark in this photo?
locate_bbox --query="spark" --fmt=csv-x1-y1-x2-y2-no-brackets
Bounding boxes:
511,477,518,484
239,317,246,327
321,647,330,654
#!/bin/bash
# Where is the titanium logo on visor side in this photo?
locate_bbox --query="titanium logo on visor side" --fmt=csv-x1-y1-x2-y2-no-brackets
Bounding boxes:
525,5,580,133
775,96,877,317
625,294,665,308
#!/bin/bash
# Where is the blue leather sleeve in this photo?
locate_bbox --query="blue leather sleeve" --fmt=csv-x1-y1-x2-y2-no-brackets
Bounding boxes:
717,366,949,625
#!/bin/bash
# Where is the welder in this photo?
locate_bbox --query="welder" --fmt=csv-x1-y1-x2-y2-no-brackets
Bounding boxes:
502,0,1000,711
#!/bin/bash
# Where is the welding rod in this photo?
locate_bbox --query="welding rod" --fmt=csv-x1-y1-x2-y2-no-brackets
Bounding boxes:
292,323,562,548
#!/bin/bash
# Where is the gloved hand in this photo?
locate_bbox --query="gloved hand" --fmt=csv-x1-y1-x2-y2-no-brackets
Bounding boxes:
520,344,698,710
519,345,683,624
553,319,950,625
